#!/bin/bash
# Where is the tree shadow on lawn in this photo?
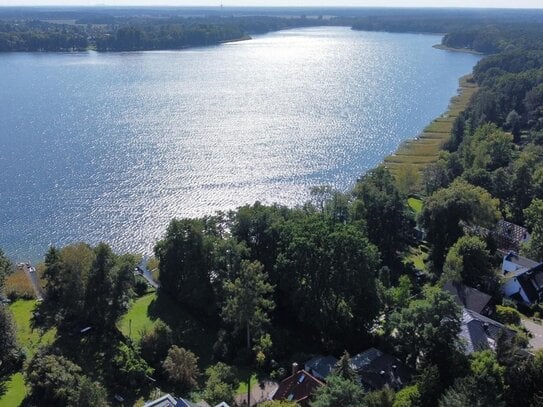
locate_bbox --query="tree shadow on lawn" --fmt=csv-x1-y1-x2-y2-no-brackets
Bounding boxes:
147,291,220,369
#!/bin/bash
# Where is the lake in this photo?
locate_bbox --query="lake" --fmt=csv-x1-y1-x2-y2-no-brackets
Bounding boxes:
0,27,480,261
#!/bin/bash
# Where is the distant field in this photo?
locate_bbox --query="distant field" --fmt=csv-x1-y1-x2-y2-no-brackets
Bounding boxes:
385,75,478,181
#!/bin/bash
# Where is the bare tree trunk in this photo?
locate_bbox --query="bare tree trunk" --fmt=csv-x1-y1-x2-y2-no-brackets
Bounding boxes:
246,321,251,351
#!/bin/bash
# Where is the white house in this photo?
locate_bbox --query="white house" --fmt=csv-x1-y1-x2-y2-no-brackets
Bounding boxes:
502,252,543,304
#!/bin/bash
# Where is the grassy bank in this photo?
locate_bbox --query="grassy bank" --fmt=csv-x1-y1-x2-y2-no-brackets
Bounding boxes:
384,75,478,177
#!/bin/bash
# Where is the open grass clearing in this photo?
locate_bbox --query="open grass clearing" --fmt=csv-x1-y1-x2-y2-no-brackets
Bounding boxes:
9,300,56,359
0,372,26,407
408,197,423,215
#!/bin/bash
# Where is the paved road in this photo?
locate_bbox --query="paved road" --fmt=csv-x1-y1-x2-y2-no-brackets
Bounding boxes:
136,255,160,289
523,318,543,350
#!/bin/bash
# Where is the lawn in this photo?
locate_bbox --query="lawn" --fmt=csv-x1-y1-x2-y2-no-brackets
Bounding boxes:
118,293,156,342
404,245,429,271
1,300,55,407
235,372,259,395
9,300,56,358
408,197,423,216
0,373,26,407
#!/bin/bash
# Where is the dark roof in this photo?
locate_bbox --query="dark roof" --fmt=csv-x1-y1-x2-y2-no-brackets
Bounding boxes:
304,355,338,379
273,370,324,406
351,348,412,391
460,308,516,354
495,220,529,251
443,281,493,315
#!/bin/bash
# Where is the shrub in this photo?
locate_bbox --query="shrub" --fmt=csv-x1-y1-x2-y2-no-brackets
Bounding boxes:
5,269,35,300
495,305,521,326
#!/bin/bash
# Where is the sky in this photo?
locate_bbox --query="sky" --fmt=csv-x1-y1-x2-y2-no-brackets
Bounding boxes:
2,0,543,9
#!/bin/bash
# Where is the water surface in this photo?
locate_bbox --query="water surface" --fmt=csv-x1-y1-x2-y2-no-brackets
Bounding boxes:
0,27,480,260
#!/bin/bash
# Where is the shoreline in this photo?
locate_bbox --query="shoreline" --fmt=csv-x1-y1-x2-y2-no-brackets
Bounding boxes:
432,43,484,55
384,74,478,178
220,35,253,44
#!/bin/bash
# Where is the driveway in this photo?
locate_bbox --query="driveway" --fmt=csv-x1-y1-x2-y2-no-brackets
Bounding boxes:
523,318,543,350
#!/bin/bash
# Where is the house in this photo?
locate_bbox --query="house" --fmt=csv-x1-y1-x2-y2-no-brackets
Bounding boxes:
272,366,324,406
144,394,188,407
494,220,530,252
460,308,516,354
443,281,494,316
143,395,221,407
502,253,543,304
351,348,412,391
304,355,338,381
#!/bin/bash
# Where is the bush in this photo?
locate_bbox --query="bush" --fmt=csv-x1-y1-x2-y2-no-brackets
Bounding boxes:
495,305,521,326
5,269,35,300
394,384,421,407
134,277,149,297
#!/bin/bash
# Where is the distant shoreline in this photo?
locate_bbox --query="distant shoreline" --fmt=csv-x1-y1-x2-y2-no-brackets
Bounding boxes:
432,43,484,55
220,35,253,44
384,74,479,177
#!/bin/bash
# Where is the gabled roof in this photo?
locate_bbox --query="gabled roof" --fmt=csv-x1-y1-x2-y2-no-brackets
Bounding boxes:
460,308,516,354
272,370,324,405
443,281,493,315
144,394,183,407
351,348,412,391
304,355,338,379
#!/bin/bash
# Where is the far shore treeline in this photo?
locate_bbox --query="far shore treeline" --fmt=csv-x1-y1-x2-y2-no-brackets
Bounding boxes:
3,7,543,407
2,7,543,52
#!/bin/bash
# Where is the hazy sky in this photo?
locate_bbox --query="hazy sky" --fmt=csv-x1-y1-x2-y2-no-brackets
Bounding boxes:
2,0,543,9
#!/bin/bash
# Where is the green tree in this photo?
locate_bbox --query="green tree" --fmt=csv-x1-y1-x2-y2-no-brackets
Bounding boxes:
310,374,365,407
162,345,200,391
222,260,274,351
0,304,21,373
440,350,505,407
389,287,465,387
353,166,413,262
110,342,152,388
442,236,495,290
505,110,522,143
260,401,299,407
77,377,108,407
83,243,115,330
524,198,543,261
275,216,381,341
0,248,12,291
26,352,83,405
333,351,358,382
364,387,396,407
139,319,173,369
393,385,421,407
43,246,64,303
202,362,239,406
420,179,500,271
154,219,214,312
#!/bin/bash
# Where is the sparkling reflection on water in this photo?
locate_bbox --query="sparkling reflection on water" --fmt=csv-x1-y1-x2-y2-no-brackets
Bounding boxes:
0,27,480,260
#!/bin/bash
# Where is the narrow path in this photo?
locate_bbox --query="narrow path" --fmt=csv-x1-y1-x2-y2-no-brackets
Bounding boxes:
23,263,43,300
523,318,543,350
136,255,160,289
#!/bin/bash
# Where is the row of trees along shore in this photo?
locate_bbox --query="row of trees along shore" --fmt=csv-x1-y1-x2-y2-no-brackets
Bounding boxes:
3,11,543,407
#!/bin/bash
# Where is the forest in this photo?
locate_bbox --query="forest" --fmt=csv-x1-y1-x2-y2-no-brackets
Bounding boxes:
2,7,543,407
